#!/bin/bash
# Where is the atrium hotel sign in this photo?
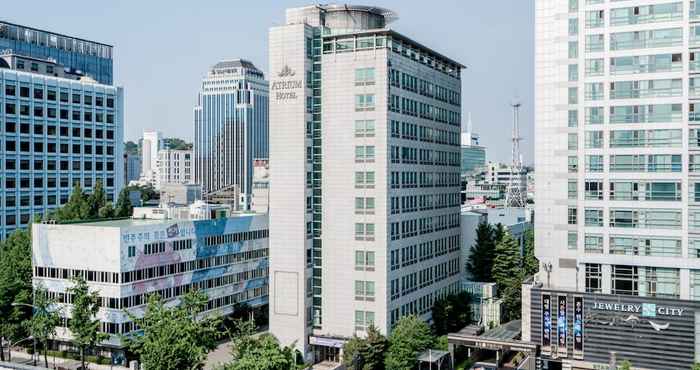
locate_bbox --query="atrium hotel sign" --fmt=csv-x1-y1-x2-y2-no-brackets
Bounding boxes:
272,65,302,101
592,301,685,317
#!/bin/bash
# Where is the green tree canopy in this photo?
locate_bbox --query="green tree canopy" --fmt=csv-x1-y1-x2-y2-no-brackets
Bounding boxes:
0,229,32,361
68,276,108,370
86,180,107,219
115,188,134,217
492,231,524,321
55,184,90,221
25,285,61,368
384,316,434,370
342,325,387,370
522,229,539,277
124,291,221,370
466,222,495,282
221,319,297,370
431,292,473,335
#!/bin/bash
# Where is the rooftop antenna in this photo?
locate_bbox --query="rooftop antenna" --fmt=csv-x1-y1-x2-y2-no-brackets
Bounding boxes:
506,99,527,207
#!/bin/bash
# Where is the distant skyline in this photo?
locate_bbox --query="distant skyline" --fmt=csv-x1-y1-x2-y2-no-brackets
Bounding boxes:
3,0,534,164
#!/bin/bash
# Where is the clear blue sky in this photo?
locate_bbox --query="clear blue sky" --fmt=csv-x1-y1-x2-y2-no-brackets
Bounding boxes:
4,0,534,164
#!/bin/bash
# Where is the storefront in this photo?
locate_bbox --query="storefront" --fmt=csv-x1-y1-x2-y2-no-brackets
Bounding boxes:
527,288,700,370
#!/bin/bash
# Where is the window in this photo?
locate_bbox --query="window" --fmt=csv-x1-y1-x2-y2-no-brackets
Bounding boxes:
585,180,603,200
355,171,375,189
568,207,578,225
355,145,375,162
584,131,603,148
355,68,375,85
585,155,603,172
568,133,578,150
568,232,578,250
568,41,579,59
355,251,375,271
568,64,578,81
355,223,375,241
355,280,375,301
127,246,136,258
355,120,375,137
355,197,375,214
568,110,578,128
610,236,681,257
585,234,603,253
355,310,375,332
585,208,604,227
568,156,578,173
355,94,375,111
585,264,602,293
568,87,578,104
568,180,578,199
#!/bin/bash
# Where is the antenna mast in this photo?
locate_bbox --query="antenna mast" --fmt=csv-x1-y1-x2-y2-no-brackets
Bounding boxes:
506,100,527,207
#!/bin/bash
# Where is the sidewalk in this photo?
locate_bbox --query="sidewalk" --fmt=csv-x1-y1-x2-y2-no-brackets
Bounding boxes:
5,350,129,370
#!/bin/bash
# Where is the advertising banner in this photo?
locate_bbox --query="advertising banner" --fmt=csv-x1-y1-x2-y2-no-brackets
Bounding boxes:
557,295,567,357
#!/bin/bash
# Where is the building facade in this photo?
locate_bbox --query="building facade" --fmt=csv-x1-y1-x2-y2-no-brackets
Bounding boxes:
0,21,113,85
157,148,192,186
0,43,123,239
123,152,141,185
140,130,162,186
269,4,464,361
530,1,700,368
193,60,269,210
32,207,269,363
460,131,486,175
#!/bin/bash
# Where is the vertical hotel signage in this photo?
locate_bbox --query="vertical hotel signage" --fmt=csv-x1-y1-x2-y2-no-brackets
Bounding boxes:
573,296,584,359
557,295,568,358
542,294,552,354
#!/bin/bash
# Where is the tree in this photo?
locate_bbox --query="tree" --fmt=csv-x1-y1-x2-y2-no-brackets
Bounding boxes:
98,202,116,219
619,360,632,370
115,189,133,217
692,363,700,370
164,138,193,151
466,222,495,282
493,223,506,245
86,180,107,219
25,285,61,368
124,291,221,370
222,319,297,370
385,316,434,370
432,292,473,335
492,231,524,321
56,185,90,221
68,276,108,370
522,229,539,277
0,229,32,361
124,141,139,155
342,325,387,370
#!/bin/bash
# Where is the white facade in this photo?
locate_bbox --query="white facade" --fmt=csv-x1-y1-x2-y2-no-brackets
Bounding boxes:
140,130,162,185
269,4,464,361
157,148,193,186
32,208,269,359
535,0,699,300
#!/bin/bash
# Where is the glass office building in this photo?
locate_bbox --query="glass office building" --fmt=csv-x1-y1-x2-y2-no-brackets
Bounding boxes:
0,21,113,85
193,59,269,210
461,145,486,175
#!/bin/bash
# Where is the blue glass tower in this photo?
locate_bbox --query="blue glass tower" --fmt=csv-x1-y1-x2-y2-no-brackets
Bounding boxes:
0,21,113,85
193,60,269,209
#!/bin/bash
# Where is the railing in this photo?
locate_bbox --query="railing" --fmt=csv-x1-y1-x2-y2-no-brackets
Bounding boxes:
610,112,681,124
610,87,682,99
611,38,682,51
612,62,682,75
610,12,682,26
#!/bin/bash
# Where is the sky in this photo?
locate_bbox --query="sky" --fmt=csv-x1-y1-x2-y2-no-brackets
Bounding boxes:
4,0,534,164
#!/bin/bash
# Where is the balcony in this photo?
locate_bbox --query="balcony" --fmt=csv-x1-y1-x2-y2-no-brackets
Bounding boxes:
610,86,682,99
611,38,682,51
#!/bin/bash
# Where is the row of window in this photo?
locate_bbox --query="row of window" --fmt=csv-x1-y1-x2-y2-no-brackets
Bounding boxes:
389,193,461,215
389,146,460,167
569,233,683,257
389,234,461,270
388,68,461,106
388,94,460,127
570,53,686,78
390,259,461,300
389,120,460,147
4,121,115,138
568,207,682,229
203,229,269,246
2,85,115,108
389,171,461,188
2,141,115,155
568,154,682,173
568,129,685,150
389,214,461,240
568,180,683,202
2,103,116,124
388,282,462,328
567,104,696,126
585,264,680,299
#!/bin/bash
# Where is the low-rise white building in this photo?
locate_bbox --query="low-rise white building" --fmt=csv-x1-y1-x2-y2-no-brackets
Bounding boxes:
32,205,268,363
157,148,193,187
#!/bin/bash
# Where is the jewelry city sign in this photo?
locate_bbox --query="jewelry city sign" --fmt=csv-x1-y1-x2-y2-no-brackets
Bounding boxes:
272,65,302,101
592,302,685,317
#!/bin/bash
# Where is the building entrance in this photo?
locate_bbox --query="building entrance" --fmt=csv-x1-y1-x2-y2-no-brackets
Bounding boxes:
313,345,340,363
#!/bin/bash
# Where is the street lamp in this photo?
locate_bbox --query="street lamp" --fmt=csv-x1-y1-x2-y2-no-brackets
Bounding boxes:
542,262,553,288
4,336,34,363
12,302,38,366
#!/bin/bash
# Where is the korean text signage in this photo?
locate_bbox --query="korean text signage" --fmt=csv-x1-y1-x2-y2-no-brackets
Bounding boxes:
557,296,567,357
542,294,551,352
272,65,302,101
592,302,685,317
573,296,583,358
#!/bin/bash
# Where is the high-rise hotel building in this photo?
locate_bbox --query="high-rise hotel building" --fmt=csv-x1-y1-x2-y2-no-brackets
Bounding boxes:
0,21,123,239
193,60,269,210
269,4,463,361
527,1,700,369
